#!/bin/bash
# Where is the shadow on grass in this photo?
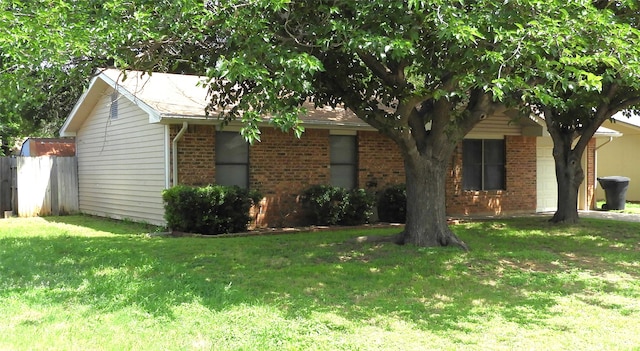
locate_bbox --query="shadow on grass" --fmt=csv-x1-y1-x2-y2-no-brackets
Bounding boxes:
459,217,640,278
43,215,162,235
1,216,638,337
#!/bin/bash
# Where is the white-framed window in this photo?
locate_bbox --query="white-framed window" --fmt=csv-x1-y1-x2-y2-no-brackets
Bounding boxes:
330,135,357,189
463,139,505,191
215,131,249,188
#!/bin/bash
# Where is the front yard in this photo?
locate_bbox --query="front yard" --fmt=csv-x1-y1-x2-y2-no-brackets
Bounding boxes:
596,201,640,215
1,215,638,350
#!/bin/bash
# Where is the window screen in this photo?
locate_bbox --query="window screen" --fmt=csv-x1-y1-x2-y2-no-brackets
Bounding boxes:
215,132,249,188
462,139,505,191
330,135,357,189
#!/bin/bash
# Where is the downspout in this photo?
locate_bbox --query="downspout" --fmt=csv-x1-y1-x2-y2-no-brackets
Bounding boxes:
172,122,189,186
593,137,614,206
164,125,170,189
595,137,614,151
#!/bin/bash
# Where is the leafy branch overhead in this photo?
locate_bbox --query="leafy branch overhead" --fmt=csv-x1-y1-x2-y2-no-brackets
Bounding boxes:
201,1,640,143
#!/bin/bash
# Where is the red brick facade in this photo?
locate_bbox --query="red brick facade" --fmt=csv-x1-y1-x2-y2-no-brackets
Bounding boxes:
250,128,330,226
172,125,216,186
357,131,406,191
446,136,537,215
171,125,541,226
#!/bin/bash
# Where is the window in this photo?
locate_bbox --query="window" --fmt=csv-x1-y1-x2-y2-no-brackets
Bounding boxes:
330,135,357,189
463,139,505,191
110,92,118,120
215,131,249,188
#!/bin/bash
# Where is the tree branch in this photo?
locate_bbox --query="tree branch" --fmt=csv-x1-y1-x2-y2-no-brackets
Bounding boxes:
357,51,408,89
608,95,640,116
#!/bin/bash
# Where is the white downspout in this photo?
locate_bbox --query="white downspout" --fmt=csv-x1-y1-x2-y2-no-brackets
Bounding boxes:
172,122,189,186
595,137,614,151
164,125,171,189
593,137,614,205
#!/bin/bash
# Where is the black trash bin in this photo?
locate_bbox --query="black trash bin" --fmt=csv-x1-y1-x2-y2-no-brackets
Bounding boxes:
597,176,630,210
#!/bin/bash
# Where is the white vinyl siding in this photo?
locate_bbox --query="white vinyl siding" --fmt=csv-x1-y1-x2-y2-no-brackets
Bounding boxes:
75,89,167,225
465,114,523,139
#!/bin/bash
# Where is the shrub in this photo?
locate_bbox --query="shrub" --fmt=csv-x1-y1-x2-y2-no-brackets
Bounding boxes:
342,188,376,225
377,184,407,223
162,185,262,235
301,185,374,226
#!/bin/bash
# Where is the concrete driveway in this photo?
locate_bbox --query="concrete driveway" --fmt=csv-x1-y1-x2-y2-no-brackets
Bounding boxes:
579,210,640,223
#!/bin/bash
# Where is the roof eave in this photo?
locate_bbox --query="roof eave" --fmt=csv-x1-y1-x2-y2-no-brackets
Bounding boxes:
153,115,377,131
59,74,105,137
59,70,163,137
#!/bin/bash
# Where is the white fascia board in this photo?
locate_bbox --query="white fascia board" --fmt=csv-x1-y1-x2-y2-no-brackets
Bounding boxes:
98,72,162,123
59,74,102,137
152,116,377,132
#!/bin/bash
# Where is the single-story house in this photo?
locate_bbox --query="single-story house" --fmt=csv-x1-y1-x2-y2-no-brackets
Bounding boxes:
596,113,640,202
60,69,598,226
20,138,76,157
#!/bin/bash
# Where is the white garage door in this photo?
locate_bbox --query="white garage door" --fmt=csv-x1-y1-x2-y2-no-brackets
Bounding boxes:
537,137,557,212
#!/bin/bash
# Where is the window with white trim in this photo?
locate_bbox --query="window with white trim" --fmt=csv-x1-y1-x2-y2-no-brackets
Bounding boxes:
462,139,505,191
215,131,249,188
330,135,357,189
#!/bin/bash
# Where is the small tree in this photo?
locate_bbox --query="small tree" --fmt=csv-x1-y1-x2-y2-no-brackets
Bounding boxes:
501,2,640,223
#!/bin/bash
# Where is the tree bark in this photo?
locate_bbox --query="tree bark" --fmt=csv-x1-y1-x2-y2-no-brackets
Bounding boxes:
546,120,586,224
397,153,469,250
550,144,584,223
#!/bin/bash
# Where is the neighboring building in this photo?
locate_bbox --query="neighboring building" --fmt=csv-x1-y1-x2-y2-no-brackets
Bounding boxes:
60,69,596,226
597,113,640,202
20,138,76,157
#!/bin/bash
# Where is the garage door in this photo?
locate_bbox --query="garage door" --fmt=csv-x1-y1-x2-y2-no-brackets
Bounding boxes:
536,137,557,212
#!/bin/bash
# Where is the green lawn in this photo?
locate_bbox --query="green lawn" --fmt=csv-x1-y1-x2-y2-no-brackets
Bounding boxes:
596,201,640,215
1,215,639,350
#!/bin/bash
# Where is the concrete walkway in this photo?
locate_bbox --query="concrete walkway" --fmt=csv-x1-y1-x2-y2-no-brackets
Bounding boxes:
579,210,640,223
459,210,640,223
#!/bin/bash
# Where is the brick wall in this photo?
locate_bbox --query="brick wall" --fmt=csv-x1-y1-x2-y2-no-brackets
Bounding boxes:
357,131,405,192
250,128,330,226
170,124,216,186
446,136,537,215
172,125,539,227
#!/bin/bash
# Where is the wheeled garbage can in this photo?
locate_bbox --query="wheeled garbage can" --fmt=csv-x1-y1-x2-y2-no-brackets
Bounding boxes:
597,176,630,210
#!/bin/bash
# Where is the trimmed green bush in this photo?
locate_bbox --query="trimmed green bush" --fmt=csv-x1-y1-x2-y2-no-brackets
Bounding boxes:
162,185,262,235
377,184,406,223
342,188,375,225
301,185,374,226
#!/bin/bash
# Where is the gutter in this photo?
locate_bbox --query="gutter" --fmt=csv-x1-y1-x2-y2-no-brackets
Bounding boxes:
172,122,189,186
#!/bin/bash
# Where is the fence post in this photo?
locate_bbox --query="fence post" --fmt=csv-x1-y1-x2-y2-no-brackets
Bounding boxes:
51,157,59,216
0,157,13,214
11,157,17,215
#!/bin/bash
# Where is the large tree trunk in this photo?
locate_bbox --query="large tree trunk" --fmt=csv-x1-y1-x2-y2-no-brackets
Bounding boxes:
549,137,584,224
397,153,469,250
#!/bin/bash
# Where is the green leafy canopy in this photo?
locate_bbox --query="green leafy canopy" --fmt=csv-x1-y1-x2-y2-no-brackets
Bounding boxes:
3,1,640,147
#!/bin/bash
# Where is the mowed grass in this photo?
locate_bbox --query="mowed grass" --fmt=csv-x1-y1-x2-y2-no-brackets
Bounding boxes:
596,200,640,215
1,215,639,350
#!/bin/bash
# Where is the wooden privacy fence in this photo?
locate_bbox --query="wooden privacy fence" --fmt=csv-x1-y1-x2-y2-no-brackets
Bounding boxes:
0,157,15,215
0,156,78,217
